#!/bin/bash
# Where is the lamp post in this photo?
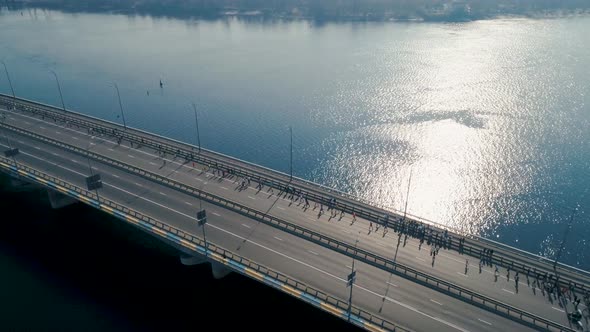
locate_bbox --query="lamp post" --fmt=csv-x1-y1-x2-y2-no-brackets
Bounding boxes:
192,103,201,153
197,208,208,257
289,125,293,181
50,70,66,112
84,139,102,202
112,82,127,130
347,235,359,322
553,206,578,271
0,114,19,169
402,168,413,222
1,61,16,109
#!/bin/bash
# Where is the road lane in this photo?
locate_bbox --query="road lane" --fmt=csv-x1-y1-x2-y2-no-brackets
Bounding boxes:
0,112,576,326
0,135,538,332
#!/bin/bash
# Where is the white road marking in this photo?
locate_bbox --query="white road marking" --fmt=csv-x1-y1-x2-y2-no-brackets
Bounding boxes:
89,143,96,146
108,148,115,151
196,178,203,182
457,272,468,277
342,230,352,234
345,265,352,269
241,223,251,229
416,257,425,262
184,201,193,206
221,186,228,190
18,140,24,144
211,212,221,216
56,131,61,134
72,136,79,140
40,126,46,129
134,183,143,187
387,282,398,287
71,159,78,163
112,174,120,178
159,192,167,196
308,250,319,256
51,152,60,157
430,299,443,306
128,154,135,158
273,236,283,241
6,147,471,332
24,121,31,125
502,289,515,295
34,146,41,150
277,206,285,210
149,162,157,166
552,307,565,313
478,319,492,326
247,196,256,200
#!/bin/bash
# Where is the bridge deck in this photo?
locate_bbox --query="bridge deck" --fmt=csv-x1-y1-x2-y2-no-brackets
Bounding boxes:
1,96,588,332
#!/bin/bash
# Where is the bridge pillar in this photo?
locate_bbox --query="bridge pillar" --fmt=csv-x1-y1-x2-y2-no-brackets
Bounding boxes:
46,189,77,209
4,177,39,192
179,253,206,266
211,261,231,279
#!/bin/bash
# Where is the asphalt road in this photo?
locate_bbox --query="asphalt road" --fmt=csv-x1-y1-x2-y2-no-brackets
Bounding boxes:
0,107,585,331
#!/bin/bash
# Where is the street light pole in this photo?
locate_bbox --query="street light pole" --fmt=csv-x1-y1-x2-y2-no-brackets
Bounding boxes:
50,70,66,112
192,103,201,153
289,125,293,181
85,139,101,202
553,206,578,271
0,115,19,170
196,197,208,257
347,235,359,322
113,82,127,130
402,168,413,222
1,61,16,103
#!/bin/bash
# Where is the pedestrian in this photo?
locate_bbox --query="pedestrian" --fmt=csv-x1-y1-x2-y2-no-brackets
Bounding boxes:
465,259,469,274
479,260,483,274
352,212,356,222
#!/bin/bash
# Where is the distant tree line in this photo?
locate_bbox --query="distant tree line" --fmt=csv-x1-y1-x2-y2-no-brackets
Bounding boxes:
12,0,590,21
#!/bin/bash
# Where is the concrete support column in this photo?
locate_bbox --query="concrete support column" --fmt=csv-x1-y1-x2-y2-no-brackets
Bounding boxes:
179,253,206,266
211,261,231,279
46,189,77,209
5,177,39,192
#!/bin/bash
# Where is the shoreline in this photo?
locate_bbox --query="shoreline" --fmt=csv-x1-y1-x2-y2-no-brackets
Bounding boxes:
4,1,590,24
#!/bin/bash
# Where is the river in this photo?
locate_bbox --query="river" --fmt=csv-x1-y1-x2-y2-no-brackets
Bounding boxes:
0,4,588,308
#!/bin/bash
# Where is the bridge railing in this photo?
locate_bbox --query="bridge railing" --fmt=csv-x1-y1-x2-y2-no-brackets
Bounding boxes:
2,95,589,293
0,122,574,332
0,155,407,332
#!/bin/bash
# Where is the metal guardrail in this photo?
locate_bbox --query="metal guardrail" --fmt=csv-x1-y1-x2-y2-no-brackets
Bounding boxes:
0,121,574,332
1,94,589,297
0,155,406,332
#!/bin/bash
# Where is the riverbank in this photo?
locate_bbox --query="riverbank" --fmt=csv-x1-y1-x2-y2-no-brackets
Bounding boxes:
6,0,590,23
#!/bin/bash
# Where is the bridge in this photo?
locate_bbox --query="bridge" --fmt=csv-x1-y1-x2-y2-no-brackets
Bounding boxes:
0,93,588,332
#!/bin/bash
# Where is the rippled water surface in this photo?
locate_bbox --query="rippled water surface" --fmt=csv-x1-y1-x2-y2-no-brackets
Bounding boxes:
1,8,589,269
